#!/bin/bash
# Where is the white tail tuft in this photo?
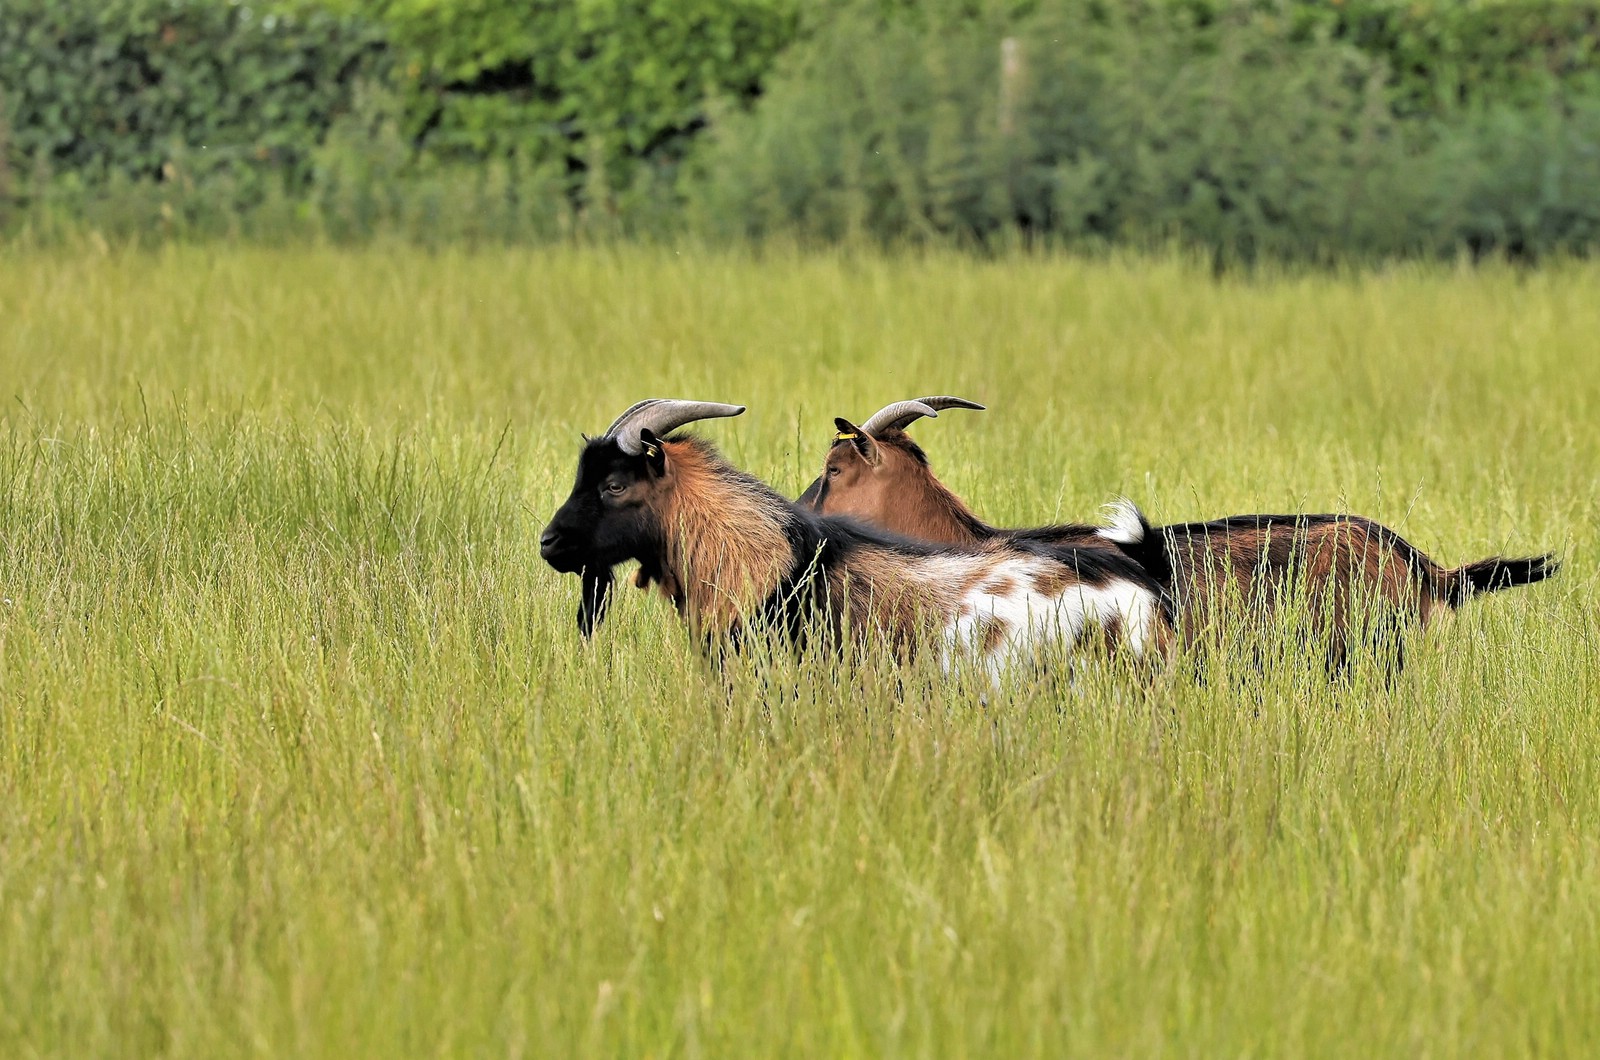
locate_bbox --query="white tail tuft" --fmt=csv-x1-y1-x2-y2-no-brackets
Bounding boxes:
1097,497,1146,546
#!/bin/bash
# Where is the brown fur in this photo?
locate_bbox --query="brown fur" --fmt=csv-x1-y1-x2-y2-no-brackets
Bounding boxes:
809,428,1525,666
824,546,969,658
981,575,1017,596
1160,516,1443,663
610,436,1169,669
977,616,1010,655
624,437,973,650
817,430,990,543
1029,566,1075,600
648,439,796,635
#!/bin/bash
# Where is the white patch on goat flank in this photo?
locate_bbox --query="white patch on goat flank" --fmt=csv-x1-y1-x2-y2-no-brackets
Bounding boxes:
940,555,1161,677
916,554,986,588
1096,497,1146,546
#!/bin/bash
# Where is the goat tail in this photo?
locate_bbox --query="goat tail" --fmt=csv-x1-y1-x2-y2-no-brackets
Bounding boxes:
1435,553,1560,608
1099,498,1173,588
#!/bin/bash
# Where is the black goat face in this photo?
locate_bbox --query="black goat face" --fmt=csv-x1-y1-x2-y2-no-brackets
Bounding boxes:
540,436,668,634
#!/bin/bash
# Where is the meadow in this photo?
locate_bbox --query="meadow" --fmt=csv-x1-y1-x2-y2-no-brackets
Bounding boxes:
0,243,1594,1057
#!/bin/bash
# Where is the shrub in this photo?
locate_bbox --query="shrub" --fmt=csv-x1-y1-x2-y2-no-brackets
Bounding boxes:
689,0,1600,262
0,91,11,224
1302,0,1600,114
5,0,1600,262
370,0,801,201
304,82,578,245
0,0,387,196
1,0,801,231
691,2,1406,257
1419,94,1600,259
685,2,1014,245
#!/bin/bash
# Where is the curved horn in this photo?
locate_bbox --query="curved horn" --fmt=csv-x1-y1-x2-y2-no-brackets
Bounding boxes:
603,399,747,455
859,395,986,436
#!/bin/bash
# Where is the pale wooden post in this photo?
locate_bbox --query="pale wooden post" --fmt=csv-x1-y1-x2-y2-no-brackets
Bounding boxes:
999,37,1023,136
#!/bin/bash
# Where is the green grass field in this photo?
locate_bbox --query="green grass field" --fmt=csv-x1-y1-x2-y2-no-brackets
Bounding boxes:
1,244,1594,1057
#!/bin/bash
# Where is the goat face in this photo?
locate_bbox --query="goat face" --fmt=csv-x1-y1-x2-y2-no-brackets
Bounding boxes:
541,434,671,572
541,431,673,634
801,418,928,535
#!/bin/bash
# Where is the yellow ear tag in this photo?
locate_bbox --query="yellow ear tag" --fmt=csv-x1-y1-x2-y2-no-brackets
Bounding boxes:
643,441,660,459
835,431,858,441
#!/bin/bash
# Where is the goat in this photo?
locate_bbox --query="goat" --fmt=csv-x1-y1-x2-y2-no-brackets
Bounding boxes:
799,396,1560,672
539,399,1176,677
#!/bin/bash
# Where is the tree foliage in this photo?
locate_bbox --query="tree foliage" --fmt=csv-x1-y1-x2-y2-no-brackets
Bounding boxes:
0,0,384,189
3,0,1600,261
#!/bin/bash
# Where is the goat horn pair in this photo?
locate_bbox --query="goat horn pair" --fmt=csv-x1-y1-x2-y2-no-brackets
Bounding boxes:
603,399,747,455
859,395,986,436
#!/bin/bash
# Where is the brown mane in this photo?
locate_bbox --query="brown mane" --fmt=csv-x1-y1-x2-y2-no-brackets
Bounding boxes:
653,438,796,635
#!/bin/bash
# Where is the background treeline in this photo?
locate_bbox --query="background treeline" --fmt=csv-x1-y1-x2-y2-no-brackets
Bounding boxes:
3,0,1599,262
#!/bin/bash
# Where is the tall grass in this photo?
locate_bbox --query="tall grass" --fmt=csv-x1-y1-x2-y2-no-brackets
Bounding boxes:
0,244,1593,1056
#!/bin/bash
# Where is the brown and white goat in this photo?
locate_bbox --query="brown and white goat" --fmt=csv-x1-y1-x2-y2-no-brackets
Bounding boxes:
539,399,1175,677
798,396,1560,671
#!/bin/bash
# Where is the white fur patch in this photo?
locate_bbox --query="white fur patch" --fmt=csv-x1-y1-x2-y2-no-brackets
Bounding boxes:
940,555,1162,678
1096,497,1146,546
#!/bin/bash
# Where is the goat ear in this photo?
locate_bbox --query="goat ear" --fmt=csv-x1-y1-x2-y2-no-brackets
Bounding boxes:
833,417,881,465
638,428,669,476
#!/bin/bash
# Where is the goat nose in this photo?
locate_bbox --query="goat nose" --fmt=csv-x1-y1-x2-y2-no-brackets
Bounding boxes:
539,527,561,555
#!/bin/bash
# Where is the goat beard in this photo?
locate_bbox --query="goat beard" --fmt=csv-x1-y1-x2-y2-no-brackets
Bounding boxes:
579,565,687,636
578,567,615,638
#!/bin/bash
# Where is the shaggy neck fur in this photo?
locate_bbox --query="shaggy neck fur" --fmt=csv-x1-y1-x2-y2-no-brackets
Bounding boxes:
913,469,996,545
654,438,797,635
873,431,997,545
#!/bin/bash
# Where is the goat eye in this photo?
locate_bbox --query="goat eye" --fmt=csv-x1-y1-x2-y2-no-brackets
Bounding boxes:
603,480,626,495
826,467,839,477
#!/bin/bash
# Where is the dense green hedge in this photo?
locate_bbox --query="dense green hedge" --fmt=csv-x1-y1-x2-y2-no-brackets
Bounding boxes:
1296,0,1600,112
0,0,384,190
689,0,1600,261
0,0,799,208
372,0,799,197
4,0,1600,262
